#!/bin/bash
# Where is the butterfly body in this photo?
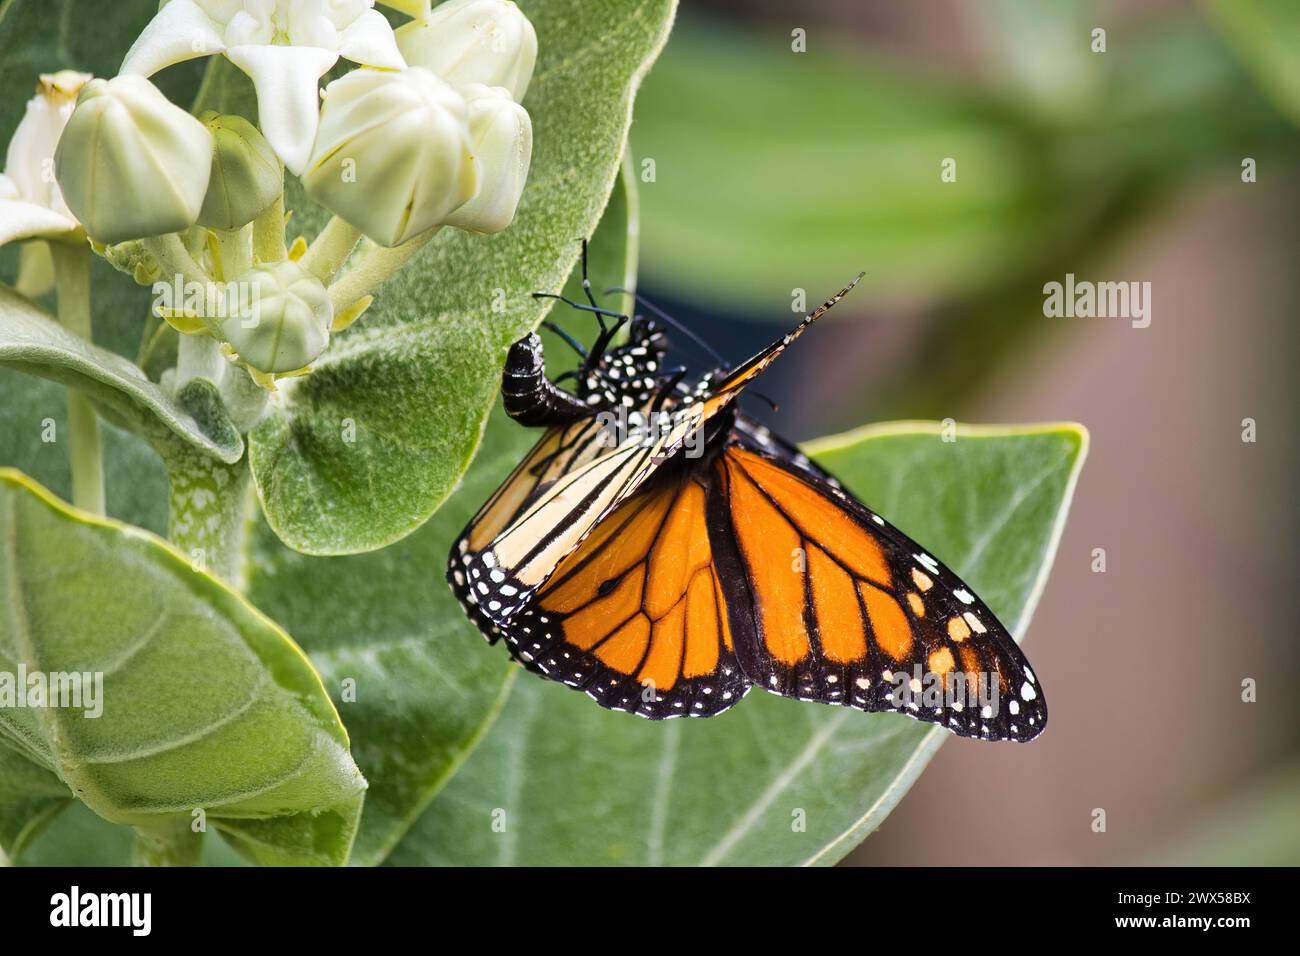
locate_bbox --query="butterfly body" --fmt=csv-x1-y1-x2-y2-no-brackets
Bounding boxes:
448,277,1047,740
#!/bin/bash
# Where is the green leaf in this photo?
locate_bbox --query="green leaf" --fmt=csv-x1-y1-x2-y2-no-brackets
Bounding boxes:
1137,761,1300,866
0,371,171,536
245,0,677,555
0,287,243,463
8,802,132,867
12,800,251,866
0,469,366,865
972,1,1099,117
241,168,640,865
0,738,70,858
630,22,1059,314
387,422,1086,866
244,421,517,866
1203,0,1300,126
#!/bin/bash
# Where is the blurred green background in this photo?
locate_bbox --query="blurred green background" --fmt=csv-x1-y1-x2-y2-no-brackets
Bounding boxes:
616,0,1300,865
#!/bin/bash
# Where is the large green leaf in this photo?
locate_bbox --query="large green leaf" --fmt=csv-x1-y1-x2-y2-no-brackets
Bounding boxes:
242,170,639,865
0,288,243,463
387,422,1086,866
247,0,677,555
0,469,366,865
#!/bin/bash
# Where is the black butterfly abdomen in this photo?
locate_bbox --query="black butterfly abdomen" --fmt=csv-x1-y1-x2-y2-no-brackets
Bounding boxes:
502,333,592,427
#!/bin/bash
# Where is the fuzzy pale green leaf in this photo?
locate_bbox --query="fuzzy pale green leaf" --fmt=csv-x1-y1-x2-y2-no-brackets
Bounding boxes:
244,0,677,554
387,422,1086,866
0,287,243,462
0,469,366,865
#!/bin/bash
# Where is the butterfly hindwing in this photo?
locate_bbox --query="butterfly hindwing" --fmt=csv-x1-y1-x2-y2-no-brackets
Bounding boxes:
499,466,750,717
709,443,1046,741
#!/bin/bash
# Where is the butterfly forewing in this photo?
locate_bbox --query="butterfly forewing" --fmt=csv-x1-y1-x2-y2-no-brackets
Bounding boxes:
449,395,717,635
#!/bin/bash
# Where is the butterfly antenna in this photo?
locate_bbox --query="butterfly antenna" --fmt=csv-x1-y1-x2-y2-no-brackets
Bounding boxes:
604,287,729,366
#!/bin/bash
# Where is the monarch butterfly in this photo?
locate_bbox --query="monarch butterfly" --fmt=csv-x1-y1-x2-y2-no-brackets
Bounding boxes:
448,252,1046,741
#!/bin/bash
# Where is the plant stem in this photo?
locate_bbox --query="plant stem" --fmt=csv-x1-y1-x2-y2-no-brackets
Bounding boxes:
166,448,254,589
327,227,440,315
132,820,203,867
176,332,225,388
141,232,213,288
253,195,288,263
49,241,105,516
213,225,253,281
220,365,271,434
301,216,363,285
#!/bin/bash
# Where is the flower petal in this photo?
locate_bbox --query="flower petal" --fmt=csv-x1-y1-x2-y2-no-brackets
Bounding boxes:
5,75,86,214
225,44,340,175
338,9,407,70
120,0,227,76
0,199,78,246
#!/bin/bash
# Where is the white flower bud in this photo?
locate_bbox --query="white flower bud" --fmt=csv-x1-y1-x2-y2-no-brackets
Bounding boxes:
54,75,212,245
441,84,530,234
396,0,537,102
197,111,282,231
303,67,479,248
220,261,332,373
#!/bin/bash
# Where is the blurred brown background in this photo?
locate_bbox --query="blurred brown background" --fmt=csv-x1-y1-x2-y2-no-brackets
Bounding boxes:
630,0,1300,865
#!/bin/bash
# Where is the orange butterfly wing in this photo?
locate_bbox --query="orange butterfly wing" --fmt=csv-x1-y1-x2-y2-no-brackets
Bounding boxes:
496,466,750,718
709,443,1045,741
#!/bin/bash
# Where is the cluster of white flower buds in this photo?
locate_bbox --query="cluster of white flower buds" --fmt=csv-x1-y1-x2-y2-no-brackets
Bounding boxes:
2,0,536,382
